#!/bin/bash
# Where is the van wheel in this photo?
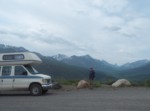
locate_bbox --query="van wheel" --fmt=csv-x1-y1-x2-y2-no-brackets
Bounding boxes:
30,84,42,96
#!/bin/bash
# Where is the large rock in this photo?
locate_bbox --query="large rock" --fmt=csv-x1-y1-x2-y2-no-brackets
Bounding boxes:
112,79,131,87
77,80,90,89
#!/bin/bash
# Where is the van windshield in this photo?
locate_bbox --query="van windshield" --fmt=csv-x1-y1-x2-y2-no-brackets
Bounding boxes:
24,65,39,74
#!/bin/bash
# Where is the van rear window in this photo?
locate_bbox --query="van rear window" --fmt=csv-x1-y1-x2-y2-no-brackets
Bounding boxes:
3,54,24,60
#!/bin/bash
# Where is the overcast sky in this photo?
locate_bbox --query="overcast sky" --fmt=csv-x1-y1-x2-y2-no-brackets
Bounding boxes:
0,0,150,65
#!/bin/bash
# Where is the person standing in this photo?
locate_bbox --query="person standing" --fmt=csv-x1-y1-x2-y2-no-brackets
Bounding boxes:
89,67,95,89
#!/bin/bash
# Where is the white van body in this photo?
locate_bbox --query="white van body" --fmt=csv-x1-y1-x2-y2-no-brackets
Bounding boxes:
0,52,52,96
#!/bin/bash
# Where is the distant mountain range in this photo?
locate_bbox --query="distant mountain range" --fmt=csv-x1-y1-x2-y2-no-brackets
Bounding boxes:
0,44,150,82
0,44,28,52
51,54,150,71
119,60,150,70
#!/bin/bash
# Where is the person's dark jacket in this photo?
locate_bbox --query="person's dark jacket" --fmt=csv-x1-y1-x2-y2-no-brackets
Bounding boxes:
89,69,95,80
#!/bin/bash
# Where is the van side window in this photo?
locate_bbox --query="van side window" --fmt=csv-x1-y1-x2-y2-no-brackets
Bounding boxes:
24,65,37,74
2,66,12,76
15,66,27,75
3,54,24,60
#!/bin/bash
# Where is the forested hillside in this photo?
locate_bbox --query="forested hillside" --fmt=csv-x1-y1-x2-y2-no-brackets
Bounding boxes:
1,44,150,82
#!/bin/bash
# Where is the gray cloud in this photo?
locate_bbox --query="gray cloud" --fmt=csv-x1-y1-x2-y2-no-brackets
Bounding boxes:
121,33,136,38
104,26,122,32
0,28,85,53
0,29,28,38
39,35,85,51
0,30,8,35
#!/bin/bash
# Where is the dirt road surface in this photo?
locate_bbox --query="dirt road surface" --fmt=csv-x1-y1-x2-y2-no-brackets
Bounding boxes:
0,87,150,111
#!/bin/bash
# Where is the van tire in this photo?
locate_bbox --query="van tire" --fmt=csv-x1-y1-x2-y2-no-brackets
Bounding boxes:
30,84,42,96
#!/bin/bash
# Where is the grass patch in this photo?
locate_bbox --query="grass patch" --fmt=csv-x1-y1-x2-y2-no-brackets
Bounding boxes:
56,79,101,88
144,80,150,87
102,79,116,85
56,79,79,86
93,81,101,88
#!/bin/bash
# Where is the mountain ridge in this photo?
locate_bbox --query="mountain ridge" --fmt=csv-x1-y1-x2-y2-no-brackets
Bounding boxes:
0,44,150,82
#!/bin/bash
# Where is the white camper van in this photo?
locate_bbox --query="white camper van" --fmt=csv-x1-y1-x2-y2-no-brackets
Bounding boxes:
0,52,52,96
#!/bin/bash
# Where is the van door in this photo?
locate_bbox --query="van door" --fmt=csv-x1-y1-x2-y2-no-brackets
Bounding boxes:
0,66,2,89
1,66,13,90
13,66,29,89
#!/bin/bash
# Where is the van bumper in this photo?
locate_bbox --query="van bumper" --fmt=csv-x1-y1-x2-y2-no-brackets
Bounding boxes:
42,84,53,90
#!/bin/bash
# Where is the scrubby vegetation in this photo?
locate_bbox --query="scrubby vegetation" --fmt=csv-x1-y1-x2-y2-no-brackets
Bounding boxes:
55,79,102,88
93,81,101,87
55,78,150,88
57,79,79,86
144,80,150,87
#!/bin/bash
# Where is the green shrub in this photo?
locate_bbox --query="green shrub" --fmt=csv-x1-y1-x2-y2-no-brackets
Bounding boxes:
57,79,79,86
130,81,143,87
56,79,102,88
93,81,101,88
102,79,116,85
144,80,150,87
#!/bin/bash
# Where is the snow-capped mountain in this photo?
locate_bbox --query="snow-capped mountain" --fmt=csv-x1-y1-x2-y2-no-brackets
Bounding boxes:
51,54,69,61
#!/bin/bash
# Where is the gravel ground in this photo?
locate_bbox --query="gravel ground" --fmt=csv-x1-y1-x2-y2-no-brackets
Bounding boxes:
0,87,150,111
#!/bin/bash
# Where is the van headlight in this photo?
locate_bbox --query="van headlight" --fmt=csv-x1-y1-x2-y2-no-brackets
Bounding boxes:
42,79,51,84
42,79,48,84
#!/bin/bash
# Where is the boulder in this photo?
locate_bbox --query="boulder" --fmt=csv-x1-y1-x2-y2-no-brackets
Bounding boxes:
112,79,131,87
77,80,90,89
